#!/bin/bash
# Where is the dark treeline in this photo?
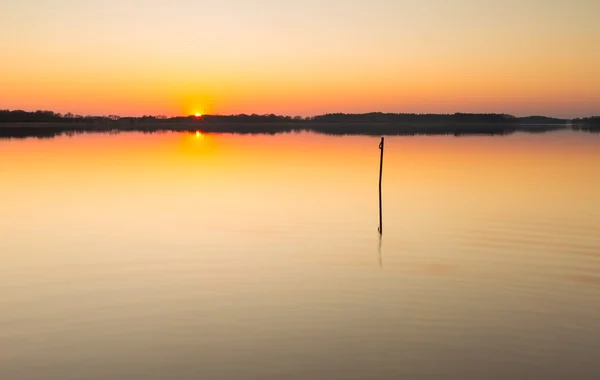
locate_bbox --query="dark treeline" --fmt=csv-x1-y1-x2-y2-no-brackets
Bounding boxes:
0,109,132,123
0,109,563,125
0,110,67,123
0,109,585,139
517,116,567,125
309,112,516,124
573,117,600,132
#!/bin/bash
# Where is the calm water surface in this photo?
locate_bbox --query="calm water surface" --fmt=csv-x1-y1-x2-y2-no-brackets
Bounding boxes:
1,131,600,379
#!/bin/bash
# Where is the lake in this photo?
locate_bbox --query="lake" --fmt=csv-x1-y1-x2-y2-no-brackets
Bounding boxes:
1,130,599,379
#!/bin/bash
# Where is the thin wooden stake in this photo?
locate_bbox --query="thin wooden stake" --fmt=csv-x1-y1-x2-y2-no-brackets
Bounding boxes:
378,137,384,234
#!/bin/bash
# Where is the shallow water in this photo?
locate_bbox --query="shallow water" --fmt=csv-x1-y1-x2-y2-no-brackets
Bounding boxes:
1,131,600,379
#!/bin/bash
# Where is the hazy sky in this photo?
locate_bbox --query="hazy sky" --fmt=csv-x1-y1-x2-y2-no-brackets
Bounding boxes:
1,0,599,117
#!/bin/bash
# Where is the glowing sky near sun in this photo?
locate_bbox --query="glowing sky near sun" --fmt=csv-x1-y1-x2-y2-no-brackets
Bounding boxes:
1,0,599,117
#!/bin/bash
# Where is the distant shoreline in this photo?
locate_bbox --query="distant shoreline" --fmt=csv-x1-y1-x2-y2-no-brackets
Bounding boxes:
0,121,584,139
1,110,598,138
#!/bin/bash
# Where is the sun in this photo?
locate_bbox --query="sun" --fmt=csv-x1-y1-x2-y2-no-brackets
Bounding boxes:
195,113,202,117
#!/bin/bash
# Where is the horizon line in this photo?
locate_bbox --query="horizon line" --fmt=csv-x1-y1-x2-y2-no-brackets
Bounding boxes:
3,109,598,120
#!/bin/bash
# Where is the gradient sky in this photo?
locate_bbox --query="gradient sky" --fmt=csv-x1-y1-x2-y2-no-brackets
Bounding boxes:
1,0,599,117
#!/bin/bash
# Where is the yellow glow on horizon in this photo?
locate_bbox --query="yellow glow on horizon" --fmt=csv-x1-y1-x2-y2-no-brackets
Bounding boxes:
1,1,599,118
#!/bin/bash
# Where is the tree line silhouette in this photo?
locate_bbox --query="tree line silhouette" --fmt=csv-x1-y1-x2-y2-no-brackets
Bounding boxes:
0,109,592,139
0,109,568,124
573,117,600,132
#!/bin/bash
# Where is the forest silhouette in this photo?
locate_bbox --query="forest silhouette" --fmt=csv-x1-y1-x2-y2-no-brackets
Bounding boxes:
0,109,596,139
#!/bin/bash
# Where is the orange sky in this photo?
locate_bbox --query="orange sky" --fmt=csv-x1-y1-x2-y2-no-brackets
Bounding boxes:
1,0,599,118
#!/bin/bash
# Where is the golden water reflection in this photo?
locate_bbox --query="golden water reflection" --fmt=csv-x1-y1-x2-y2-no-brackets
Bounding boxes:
1,131,599,380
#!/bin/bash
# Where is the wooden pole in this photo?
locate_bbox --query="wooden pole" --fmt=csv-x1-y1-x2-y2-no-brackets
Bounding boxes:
378,137,384,234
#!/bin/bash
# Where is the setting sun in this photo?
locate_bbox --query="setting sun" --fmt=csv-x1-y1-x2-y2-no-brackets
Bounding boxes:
195,113,202,117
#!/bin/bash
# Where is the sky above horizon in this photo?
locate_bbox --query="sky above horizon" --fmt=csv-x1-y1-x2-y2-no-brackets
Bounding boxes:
1,0,599,118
